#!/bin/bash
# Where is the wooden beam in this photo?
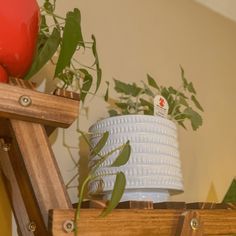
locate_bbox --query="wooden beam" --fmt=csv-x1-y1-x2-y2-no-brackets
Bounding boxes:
49,208,236,236
8,119,72,229
0,82,79,128
0,149,40,236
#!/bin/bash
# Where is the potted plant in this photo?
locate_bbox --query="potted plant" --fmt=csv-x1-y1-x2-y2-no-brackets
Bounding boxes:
88,66,204,202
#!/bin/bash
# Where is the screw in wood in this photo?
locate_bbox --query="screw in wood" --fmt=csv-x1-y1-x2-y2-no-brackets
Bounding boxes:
63,220,75,233
190,217,199,230
19,95,32,107
27,221,36,232
0,139,11,152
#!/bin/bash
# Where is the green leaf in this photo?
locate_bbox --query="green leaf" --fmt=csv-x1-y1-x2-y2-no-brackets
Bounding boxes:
180,65,188,90
168,86,177,95
111,141,131,167
191,95,204,112
54,8,84,77
179,96,189,107
168,86,187,98
104,81,109,102
114,79,142,97
177,120,187,129
141,82,155,97
174,113,189,121
91,131,109,158
100,172,126,217
183,107,203,130
188,82,196,94
43,1,54,14
160,87,169,99
139,98,154,114
143,109,153,115
80,69,93,102
24,28,60,80
91,35,102,93
115,102,128,110
40,15,49,33
147,74,160,90
108,109,119,117
223,179,236,203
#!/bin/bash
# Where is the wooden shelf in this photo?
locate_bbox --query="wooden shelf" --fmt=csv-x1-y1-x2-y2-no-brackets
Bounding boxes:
49,207,236,236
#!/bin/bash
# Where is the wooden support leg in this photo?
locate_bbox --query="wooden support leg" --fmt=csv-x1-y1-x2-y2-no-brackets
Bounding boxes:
0,150,35,236
5,119,72,235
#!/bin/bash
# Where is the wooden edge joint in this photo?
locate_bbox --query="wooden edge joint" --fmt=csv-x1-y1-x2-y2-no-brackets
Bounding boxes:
175,210,203,236
9,77,36,89
53,88,80,101
0,138,11,152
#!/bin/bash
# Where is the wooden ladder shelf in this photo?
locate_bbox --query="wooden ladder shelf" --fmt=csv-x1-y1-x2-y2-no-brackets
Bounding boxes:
1,79,236,236
0,79,79,236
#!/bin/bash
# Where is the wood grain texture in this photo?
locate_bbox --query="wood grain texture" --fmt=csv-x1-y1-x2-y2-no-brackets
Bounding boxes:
49,209,236,236
0,82,79,128
53,88,80,101
176,211,203,236
9,119,72,228
9,77,36,89
0,150,37,236
49,209,182,236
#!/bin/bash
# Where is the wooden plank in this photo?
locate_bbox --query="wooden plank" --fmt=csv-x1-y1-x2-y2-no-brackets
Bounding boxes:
9,119,72,228
0,148,39,236
49,209,181,236
49,209,236,236
175,211,203,236
0,82,79,128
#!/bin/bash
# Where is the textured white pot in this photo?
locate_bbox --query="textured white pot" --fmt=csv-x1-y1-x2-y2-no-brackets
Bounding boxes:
88,115,184,203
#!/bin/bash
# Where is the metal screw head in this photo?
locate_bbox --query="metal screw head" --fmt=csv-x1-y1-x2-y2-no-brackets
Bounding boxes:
2,143,10,152
19,95,32,107
27,221,36,232
63,220,74,233
0,139,11,152
190,218,199,230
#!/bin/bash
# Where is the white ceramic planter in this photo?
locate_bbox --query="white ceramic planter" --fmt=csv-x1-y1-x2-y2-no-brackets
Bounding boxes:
88,115,183,203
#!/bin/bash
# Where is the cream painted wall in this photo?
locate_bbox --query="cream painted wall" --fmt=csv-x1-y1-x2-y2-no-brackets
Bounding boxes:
1,0,236,235
195,0,236,22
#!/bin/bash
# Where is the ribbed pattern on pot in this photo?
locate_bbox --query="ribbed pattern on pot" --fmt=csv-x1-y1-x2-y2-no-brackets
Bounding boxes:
88,115,184,199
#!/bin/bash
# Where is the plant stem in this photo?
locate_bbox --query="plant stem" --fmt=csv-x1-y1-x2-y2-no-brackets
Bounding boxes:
74,175,91,236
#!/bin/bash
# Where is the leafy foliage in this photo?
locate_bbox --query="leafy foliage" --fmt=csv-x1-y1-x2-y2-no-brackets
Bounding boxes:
105,66,204,130
24,0,102,103
222,178,236,203
74,131,131,234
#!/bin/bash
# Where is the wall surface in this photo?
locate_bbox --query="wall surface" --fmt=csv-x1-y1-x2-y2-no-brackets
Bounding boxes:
1,0,236,235
195,0,236,22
